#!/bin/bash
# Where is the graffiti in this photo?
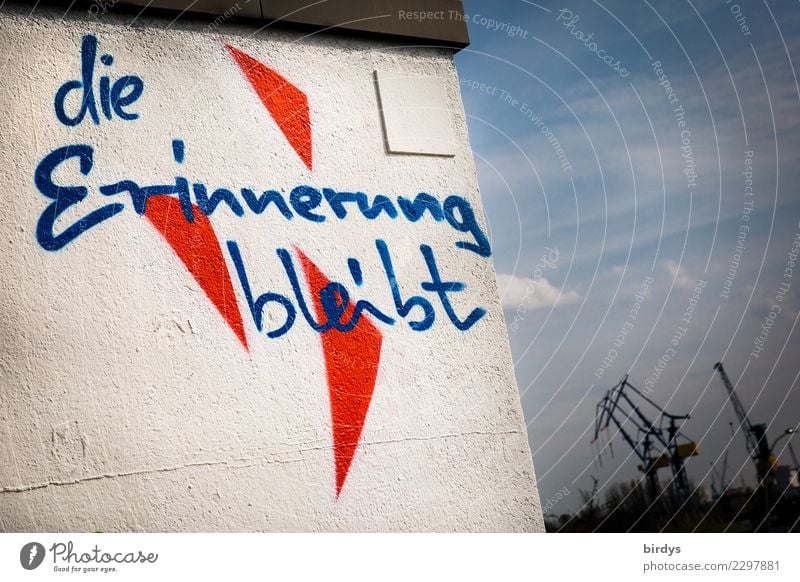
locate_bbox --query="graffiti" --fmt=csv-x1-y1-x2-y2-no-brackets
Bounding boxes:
299,250,383,497
144,196,249,351
226,44,312,170
227,239,486,338
32,34,494,496
33,142,490,257
54,35,144,126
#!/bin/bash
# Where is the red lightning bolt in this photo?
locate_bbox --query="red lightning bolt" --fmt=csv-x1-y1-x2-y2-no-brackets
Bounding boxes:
296,249,383,498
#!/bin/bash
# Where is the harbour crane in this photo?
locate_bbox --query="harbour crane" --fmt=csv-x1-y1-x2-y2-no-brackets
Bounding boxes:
593,375,698,500
713,362,775,486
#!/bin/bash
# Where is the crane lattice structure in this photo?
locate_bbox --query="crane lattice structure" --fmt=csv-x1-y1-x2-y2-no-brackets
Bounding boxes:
713,362,775,487
593,375,698,500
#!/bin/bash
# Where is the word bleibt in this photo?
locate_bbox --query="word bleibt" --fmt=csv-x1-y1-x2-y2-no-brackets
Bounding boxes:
229,239,485,338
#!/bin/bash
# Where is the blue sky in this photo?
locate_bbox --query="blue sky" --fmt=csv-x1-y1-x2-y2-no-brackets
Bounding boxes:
456,0,800,516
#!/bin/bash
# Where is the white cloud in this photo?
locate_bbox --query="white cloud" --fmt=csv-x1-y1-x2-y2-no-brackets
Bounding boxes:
496,273,580,310
662,259,696,289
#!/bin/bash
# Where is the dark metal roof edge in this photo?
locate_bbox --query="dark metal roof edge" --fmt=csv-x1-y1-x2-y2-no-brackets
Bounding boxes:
17,0,470,50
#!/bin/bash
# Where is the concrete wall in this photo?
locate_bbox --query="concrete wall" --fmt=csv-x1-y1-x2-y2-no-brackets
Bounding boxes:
0,2,543,532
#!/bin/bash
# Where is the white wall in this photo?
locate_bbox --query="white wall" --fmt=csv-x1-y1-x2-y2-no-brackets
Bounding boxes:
0,3,543,532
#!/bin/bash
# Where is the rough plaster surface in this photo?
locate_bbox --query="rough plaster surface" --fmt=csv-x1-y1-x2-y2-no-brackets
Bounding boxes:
0,3,544,532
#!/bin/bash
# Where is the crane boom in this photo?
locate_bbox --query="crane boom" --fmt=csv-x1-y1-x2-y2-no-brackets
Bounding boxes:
713,361,774,485
713,362,757,453
593,376,697,499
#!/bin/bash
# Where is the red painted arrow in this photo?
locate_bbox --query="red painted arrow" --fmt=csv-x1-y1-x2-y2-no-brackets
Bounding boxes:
144,196,249,352
226,44,313,171
296,248,383,498
216,46,377,498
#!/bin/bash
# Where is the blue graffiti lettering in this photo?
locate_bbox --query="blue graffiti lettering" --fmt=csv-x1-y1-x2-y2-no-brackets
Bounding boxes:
34,140,492,258
226,239,483,337
54,35,144,126
34,145,124,251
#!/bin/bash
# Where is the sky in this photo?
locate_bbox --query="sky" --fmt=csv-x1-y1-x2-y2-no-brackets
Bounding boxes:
455,0,800,517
